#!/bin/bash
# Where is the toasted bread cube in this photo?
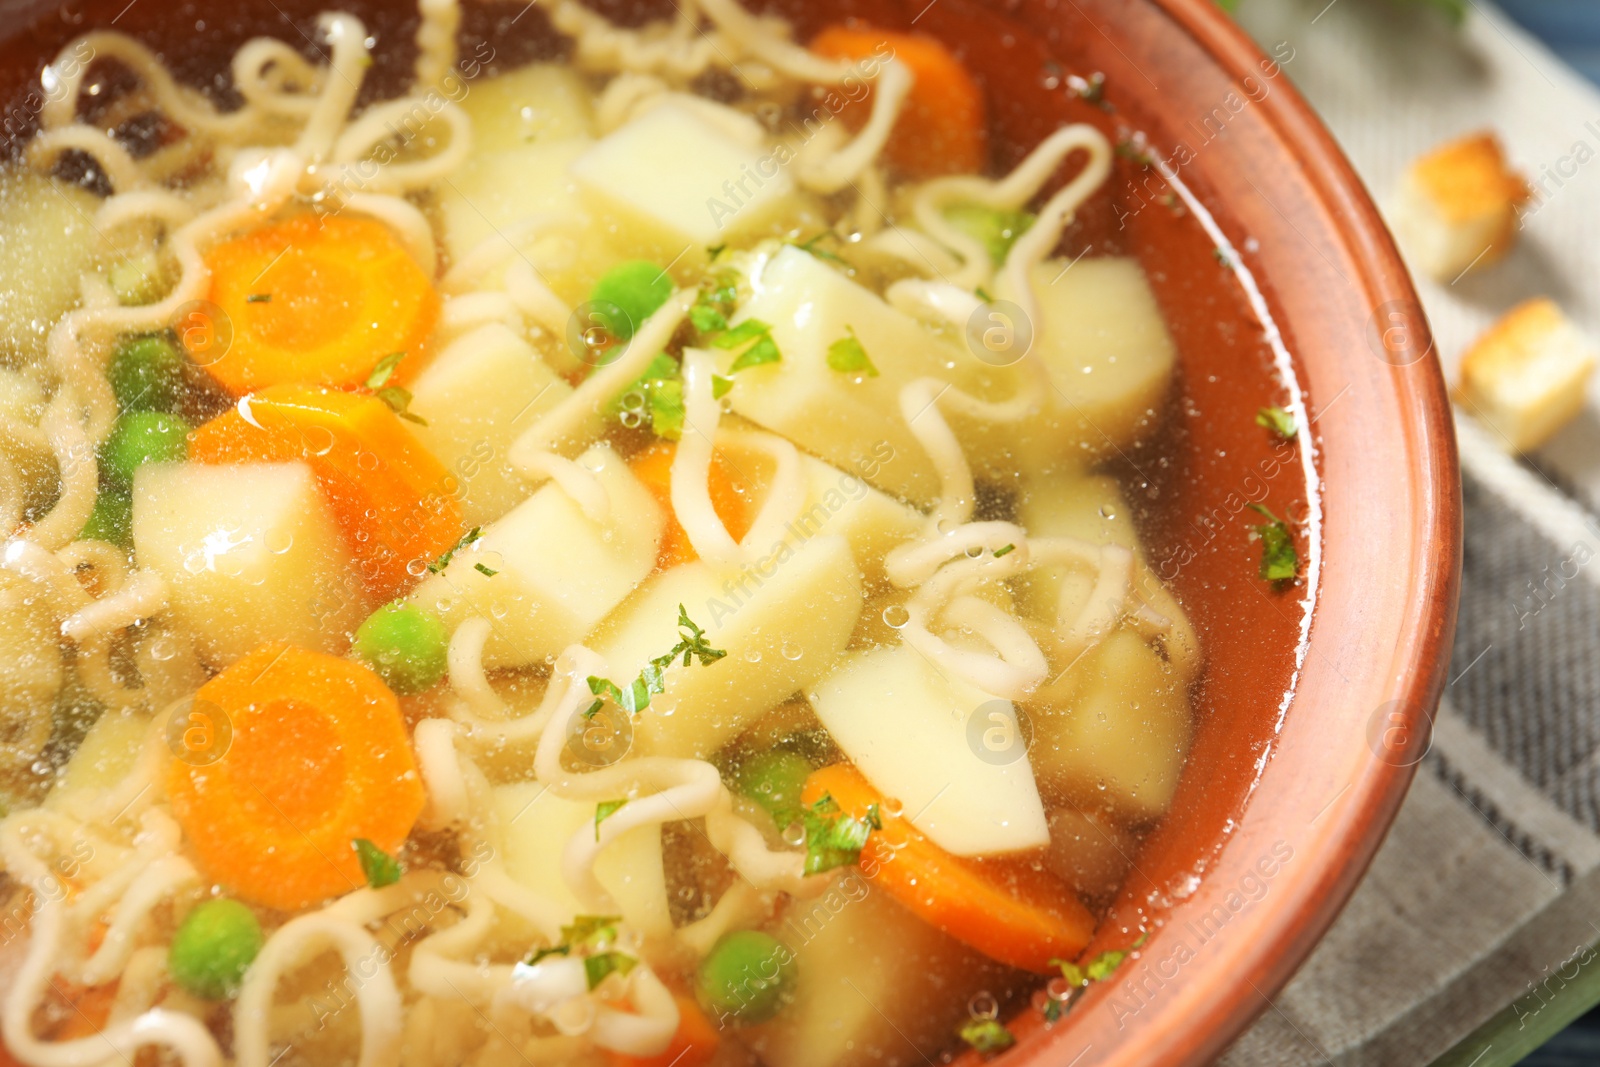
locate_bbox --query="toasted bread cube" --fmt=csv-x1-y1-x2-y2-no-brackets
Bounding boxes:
1455,298,1597,453
1393,132,1529,281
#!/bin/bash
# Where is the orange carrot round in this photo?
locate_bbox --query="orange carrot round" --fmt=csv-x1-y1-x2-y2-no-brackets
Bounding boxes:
166,644,425,912
810,24,987,179
629,442,754,570
802,763,1095,973
189,385,463,601
196,214,439,396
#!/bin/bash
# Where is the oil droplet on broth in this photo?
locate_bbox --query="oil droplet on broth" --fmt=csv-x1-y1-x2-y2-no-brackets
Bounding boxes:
882,604,910,629
968,991,999,1020
781,821,805,846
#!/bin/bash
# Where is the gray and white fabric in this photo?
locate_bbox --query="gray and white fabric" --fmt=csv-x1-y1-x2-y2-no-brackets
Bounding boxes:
1215,1,1600,1063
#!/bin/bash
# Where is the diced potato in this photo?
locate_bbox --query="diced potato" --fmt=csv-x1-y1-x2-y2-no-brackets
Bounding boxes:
0,577,63,764
132,462,368,667
411,444,662,668
723,247,989,506
718,428,924,583
981,258,1176,477
440,138,594,267
459,63,595,152
1025,629,1190,825
745,883,1020,1067
406,323,573,526
47,709,149,812
1013,474,1136,624
591,535,862,760
571,99,798,257
806,644,1049,857
1043,808,1135,903
0,172,105,363
494,781,672,939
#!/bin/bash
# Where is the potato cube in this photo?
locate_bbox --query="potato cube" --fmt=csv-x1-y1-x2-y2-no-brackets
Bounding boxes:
974,258,1175,478
406,323,573,526
1013,474,1136,624
591,534,862,760
132,462,368,667
1454,297,1598,453
439,138,593,268
0,173,106,363
494,781,672,939
410,444,662,669
1392,131,1529,282
745,882,1021,1067
571,99,797,255
806,644,1049,856
722,246,990,506
457,62,595,152
1025,628,1191,825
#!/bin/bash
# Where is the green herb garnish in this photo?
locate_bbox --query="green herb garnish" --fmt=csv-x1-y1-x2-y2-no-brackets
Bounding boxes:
993,543,1016,558
353,838,401,888
598,799,627,844
957,1018,1015,1055
473,562,498,577
375,385,427,426
1247,503,1298,582
1255,405,1297,440
245,293,272,304
527,915,625,968
689,303,729,333
826,327,878,378
585,951,638,990
791,229,847,265
429,527,483,574
1050,932,1148,988
712,374,735,400
366,351,406,389
801,793,882,876
584,605,727,718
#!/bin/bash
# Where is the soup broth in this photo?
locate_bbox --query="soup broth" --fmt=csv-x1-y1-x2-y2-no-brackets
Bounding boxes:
0,1,1307,1064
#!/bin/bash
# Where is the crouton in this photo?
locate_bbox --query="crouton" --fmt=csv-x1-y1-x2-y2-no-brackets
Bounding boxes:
1455,298,1597,453
1393,132,1530,281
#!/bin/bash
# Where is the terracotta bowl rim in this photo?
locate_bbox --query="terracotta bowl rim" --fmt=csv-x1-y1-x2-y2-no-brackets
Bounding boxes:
1003,1,1462,1063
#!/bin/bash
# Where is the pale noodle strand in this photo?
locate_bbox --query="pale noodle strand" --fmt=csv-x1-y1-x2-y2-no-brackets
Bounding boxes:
329,97,474,194
672,350,739,565
715,428,807,557
233,913,403,1067
884,521,1028,588
414,717,470,830
231,38,323,118
340,192,439,276
414,0,462,92
795,59,912,194
77,855,198,986
504,257,573,338
441,215,568,295
594,73,670,134
696,0,859,84
997,128,1114,329
864,226,963,279
675,879,771,958
58,567,167,643
292,14,370,165
437,291,522,337
25,126,145,191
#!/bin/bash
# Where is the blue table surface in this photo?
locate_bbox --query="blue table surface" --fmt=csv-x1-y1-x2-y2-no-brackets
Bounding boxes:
1428,8,1600,1065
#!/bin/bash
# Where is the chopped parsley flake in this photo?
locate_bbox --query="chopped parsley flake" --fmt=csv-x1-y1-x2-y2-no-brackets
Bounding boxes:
1247,504,1298,582
791,229,846,265
826,328,879,377
957,1018,1015,1055
595,799,627,840
584,605,727,719
993,543,1016,558
527,914,631,978
802,793,882,876
374,385,427,425
1051,933,1149,988
366,352,405,389
429,527,483,574
689,303,729,333
584,951,638,990
352,838,401,888
245,293,272,303
473,562,498,577
1255,405,1297,440
712,374,735,400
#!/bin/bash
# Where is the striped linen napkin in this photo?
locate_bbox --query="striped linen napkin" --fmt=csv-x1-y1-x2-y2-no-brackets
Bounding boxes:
1214,1,1600,1064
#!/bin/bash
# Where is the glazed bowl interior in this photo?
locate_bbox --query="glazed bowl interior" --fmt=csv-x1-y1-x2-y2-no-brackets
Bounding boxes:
0,0,1460,1064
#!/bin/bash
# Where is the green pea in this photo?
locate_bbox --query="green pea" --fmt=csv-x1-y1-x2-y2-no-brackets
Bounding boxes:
591,261,674,341
697,930,796,1025
168,898,263,1000
944,202,1036,265
81,488,132,548
108,334,186,414
352,601,449,695
734,749,815,826
101,411,191,487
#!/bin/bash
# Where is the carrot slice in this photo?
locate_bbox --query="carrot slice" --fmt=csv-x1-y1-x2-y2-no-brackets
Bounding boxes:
810,24,987,179
606,995,720,1067
196,214,439,396
629,442,754,570
802,763,1095,973
166,643,425,911
189,385,462,601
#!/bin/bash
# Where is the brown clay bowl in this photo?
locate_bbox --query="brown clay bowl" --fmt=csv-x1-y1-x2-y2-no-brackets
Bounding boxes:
0,0,1459,1064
